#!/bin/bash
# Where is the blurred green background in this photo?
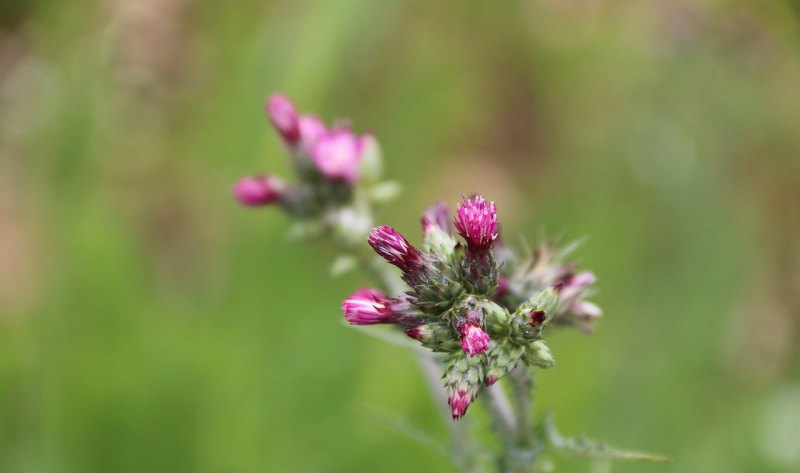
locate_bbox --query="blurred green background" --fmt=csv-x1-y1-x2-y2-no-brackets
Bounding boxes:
1,0,799,472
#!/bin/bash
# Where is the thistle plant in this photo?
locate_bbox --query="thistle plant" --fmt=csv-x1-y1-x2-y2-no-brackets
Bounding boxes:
234,94,667,472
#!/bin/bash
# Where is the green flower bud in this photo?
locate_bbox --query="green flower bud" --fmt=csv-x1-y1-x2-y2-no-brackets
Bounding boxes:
423,226,458,260
525,340,555,369
478,299,511,335
517,287,560,319
484,339,525,385
405,323,460,353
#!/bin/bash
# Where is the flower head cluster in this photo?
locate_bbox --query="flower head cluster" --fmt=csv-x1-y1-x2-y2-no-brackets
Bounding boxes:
233,94,392,246
494,240,602,334
341,195,598,419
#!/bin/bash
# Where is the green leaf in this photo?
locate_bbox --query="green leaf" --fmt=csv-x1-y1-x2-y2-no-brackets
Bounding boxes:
541,415,671,463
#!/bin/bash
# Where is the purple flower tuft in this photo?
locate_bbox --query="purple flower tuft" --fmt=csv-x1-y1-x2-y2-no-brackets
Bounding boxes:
233,175,283,206
460,321,490,356
309,130,363,183
368,226,423,273
266,94,300,145
421,201,451,236
341,288,397,325
454,195,499,251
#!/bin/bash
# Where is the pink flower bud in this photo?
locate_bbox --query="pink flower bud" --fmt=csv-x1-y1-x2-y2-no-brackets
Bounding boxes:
454,195,499,252
309,130,362,183
233,175,283,206
421,201,451,236
298,115,327,151
266,94,300,145
368,226,423,274
484,375,498,386
460,322,490,356
404,325,426,341
341,288,396,325
448,386,474,420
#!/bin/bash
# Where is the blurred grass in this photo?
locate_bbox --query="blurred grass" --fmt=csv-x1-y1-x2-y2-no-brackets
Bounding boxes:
1,0,799,472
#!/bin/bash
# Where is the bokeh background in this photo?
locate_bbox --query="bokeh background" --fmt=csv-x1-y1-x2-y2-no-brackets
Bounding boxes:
1,0,799,472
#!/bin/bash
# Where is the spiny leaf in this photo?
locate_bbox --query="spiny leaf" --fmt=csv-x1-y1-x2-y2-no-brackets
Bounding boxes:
542,415,671,463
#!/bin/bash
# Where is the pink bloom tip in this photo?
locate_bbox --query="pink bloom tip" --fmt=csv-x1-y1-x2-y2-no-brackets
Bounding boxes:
485,375,497,386
341,288,396,325
454,195,499,251
233,175,283,206
460,322,490,356
266,94,300,145
448,387,473,420
368,226,422,273
404,326,424,341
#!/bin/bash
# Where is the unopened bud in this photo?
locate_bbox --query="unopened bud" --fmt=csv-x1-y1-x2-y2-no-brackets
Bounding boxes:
368,226,424,274
443,353,485,420
485,340,525,385
266,94,300,145
233,175,284,206
404,323,460,352
526,340,555,369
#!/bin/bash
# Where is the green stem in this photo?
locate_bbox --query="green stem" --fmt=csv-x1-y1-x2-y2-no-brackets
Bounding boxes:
482,384,516,441
357,251,482,472
509,367,540,472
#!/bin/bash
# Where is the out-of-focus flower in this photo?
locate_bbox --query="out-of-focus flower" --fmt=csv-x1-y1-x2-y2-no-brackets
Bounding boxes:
421,201,451,236
309,130,363,183
232,175,283,206
298,115,326,152
266,94,300,145
234,92,391,237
